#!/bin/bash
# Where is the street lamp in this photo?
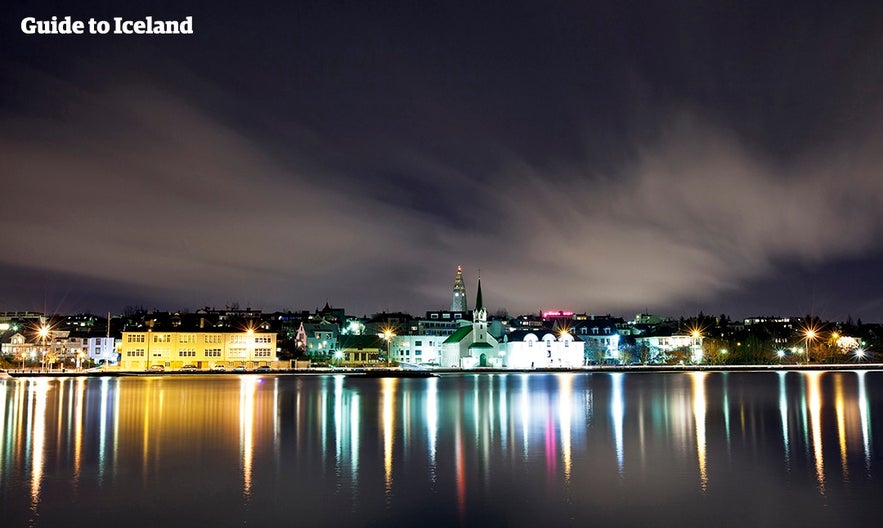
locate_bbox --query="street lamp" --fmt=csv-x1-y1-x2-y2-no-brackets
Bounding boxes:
804,329,817,363
380,328,395,367
38,324,50,372
690,329,703,363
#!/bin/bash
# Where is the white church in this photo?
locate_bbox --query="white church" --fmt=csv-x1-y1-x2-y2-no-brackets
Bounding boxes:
441,270,585,369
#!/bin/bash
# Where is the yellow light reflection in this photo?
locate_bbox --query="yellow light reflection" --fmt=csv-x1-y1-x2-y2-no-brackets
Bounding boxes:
73,377,85,486
690,372,708,493
834,375,848,480
239,376,258,501
29,378,50,513
381,378,397,504
805,372,825,495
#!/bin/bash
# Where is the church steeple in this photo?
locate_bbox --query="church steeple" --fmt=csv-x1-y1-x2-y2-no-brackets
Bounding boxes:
474,275,486,323
475,277,483,312
451,265,467,312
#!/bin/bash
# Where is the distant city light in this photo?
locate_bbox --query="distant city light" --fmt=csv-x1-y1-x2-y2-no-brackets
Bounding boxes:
542,310,573,319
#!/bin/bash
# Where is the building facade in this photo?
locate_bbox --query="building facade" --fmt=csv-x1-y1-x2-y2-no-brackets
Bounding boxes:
117,330,277,370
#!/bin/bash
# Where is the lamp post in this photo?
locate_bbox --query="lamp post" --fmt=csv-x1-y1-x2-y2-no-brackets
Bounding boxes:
38,325,50,373
690,329,703,364
804,329,817,364
381,329,395,367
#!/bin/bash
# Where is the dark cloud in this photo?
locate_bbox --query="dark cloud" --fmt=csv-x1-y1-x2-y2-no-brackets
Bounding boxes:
2,1,883,320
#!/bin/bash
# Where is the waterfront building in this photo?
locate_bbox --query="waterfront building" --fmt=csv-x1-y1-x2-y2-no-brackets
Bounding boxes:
117,329,277,370
87,336,117,365
441,278,501,367
635,333,703,363
390,334,445,365
499,329,584,368
337,335,383,364
303,323,338,357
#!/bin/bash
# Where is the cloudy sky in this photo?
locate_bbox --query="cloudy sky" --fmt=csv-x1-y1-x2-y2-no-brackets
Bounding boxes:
2,0,883,320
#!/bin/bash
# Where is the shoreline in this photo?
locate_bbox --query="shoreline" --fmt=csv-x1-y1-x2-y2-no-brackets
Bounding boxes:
3,363,882,378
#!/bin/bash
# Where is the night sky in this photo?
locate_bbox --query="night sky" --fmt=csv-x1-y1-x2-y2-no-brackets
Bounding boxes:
2,1,883,321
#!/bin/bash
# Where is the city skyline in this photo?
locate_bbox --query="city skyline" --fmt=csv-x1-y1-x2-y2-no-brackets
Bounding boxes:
3,1,883,321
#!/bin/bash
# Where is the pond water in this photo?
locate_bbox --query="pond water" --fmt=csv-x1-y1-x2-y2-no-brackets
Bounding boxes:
1,371,881,526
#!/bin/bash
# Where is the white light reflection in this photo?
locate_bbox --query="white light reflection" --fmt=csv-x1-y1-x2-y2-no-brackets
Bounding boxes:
98,377,109,484
857,371,872,474
520,374,530,459
722,373,731,455
805,372,825,495
350,391,361,498
498,375,508,453
426,377,438,483
557,374,574,483
690,372,708,493
334,375,344,472
239,376,258,501
610,373,624,476
777,372,790,470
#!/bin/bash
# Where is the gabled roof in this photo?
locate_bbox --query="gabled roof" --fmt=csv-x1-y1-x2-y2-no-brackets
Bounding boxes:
443,325,473,344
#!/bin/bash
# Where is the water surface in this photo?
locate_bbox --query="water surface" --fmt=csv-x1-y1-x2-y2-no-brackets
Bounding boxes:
1,371,881,526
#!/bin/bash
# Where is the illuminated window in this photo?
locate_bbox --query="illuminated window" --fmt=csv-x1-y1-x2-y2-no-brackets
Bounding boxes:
179,334,196,344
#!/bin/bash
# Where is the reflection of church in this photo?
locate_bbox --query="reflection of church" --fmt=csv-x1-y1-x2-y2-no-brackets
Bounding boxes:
441,268,584,369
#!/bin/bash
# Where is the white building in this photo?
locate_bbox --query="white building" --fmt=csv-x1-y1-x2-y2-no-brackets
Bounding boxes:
635,334,704,363
391,334,444,365
87,337,117,365
499,330,584,369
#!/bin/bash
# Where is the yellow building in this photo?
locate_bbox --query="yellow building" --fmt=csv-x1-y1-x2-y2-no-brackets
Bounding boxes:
118,330,277,370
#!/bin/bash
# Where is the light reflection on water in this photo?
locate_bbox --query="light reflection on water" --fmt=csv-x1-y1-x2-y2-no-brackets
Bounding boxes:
1,371,882,527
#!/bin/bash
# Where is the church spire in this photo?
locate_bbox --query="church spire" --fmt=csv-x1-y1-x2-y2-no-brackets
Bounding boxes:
451,265,467,312
475,277,483,312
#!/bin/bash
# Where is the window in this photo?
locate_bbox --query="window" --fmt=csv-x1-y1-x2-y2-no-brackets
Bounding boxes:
431,313,439,319
179,334,196,344
546,340,552,348
255,336,272,343
565,340,569,347
228,347,247,357
415,349,422,355
230,335,247,344
254,348,272,357
415,340,422,346
127,334,145,343
204,335,222,344
205,348,222,357
154,334,171,343
179,349,196,357
127,349,145,357
528,340,533,347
